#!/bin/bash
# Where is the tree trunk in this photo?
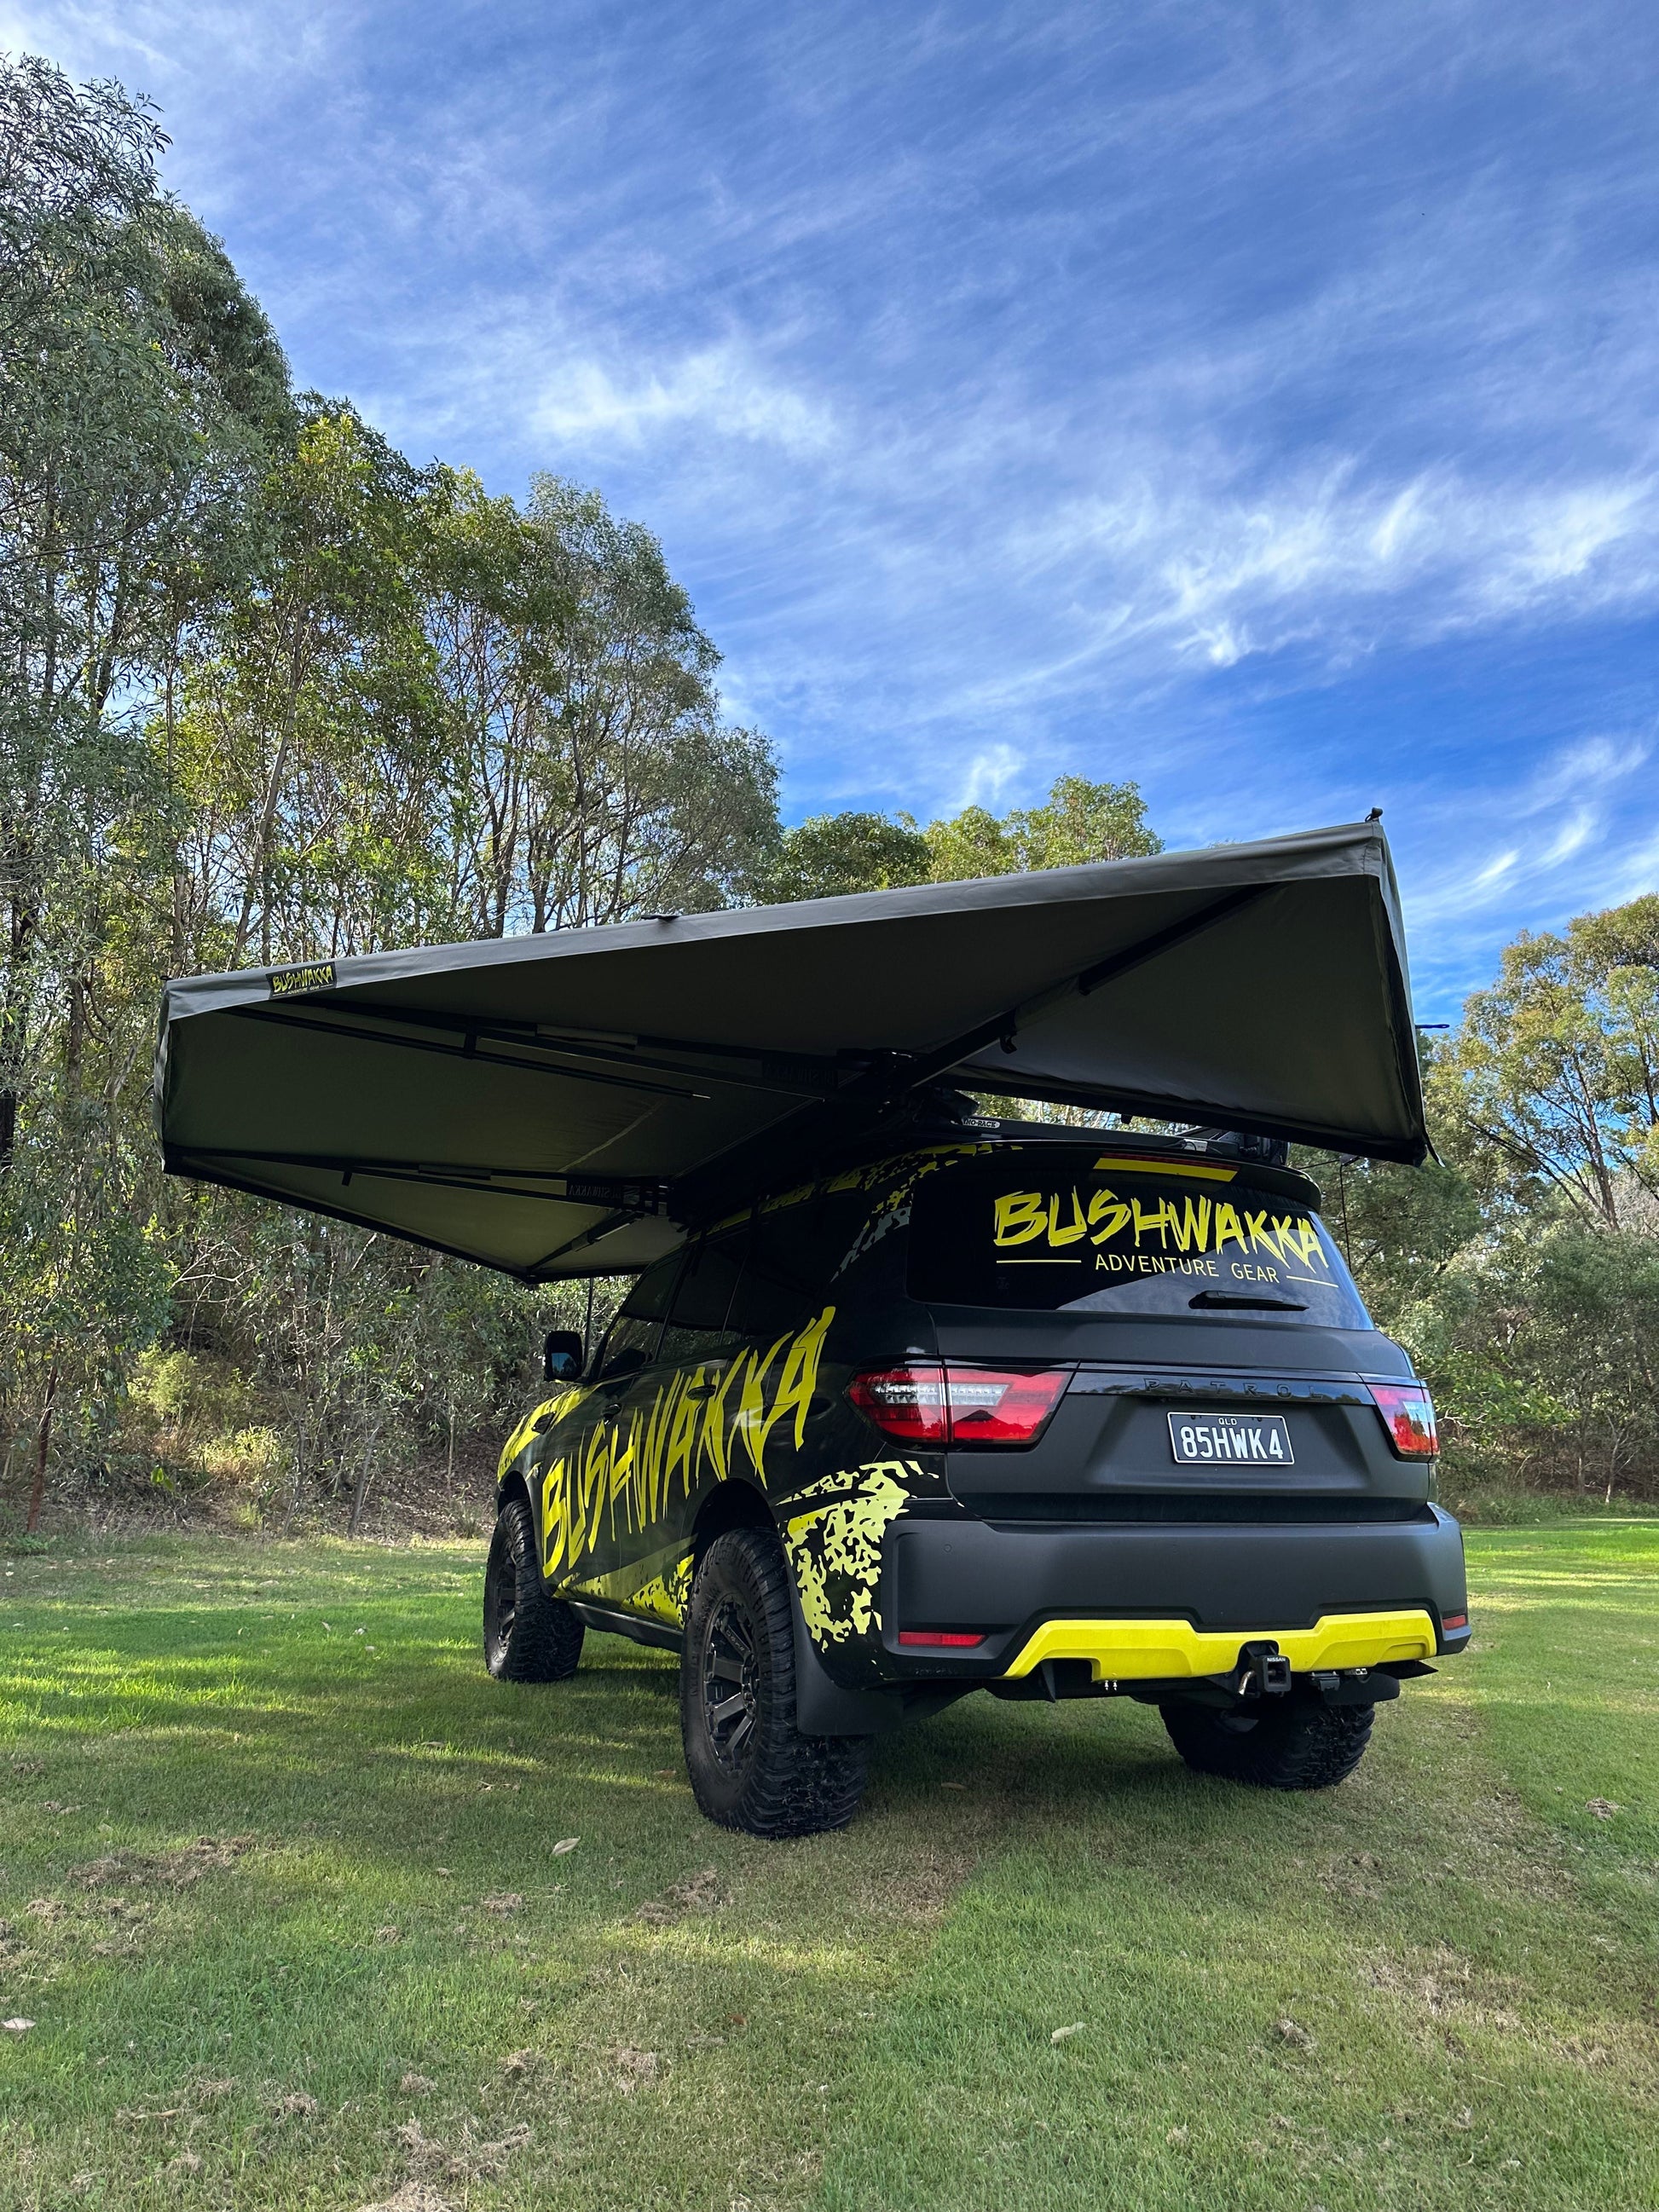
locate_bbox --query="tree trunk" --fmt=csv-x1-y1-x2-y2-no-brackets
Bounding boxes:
25,1367,57,1533
348,1418,384,1536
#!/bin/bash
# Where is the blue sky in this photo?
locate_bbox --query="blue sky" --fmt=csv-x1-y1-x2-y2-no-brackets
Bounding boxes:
9,0,1659,1016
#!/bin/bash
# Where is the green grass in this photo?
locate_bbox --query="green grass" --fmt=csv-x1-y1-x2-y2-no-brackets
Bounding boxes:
1,1527,1655,2211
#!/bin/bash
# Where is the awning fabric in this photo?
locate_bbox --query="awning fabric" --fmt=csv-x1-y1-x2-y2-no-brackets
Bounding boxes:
154,820,1425,1279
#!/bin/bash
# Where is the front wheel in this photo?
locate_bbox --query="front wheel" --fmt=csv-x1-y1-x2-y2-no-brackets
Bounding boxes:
1160,1694,1374,1789
680,1528,870,1838
483,1493,584,1682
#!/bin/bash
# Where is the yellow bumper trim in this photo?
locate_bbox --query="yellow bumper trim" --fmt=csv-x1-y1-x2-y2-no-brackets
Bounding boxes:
1004,1608,1436,1684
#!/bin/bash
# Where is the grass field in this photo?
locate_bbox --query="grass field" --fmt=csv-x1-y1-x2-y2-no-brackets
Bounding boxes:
1,1525,1655,2212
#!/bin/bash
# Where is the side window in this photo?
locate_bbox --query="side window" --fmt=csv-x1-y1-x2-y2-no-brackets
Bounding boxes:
656,1228,748,1366
593,1251,683,1381
727,1194,860,1339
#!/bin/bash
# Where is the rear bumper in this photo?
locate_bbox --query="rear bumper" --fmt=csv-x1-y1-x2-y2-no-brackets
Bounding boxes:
1006,1607,1436,1682
873,1505,1470,1683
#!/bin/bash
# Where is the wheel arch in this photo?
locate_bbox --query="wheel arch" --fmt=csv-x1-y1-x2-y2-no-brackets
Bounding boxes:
685,1483,907,1739
690,1477,774,1564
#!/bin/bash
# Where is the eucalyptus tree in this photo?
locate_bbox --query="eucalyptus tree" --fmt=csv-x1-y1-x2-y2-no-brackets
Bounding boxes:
168,405,447,973
1431,895,1659,1232
431,472,778,937
1,54,287,1161
760,776,1163,905
0,55,290,1519
923,774,1162,881
756,811,931,902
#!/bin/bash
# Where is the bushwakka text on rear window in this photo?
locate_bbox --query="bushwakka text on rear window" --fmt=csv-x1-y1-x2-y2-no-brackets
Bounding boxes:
907,1154,1370,1326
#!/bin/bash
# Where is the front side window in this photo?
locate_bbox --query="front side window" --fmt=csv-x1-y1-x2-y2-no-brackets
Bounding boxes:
908,1153,1370,1328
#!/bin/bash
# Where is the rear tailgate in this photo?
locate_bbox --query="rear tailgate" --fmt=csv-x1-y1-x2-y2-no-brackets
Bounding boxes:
940,1360,1434,1519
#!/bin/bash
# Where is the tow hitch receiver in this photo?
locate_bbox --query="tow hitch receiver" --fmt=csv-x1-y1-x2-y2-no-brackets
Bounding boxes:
1234,1642,1292,1699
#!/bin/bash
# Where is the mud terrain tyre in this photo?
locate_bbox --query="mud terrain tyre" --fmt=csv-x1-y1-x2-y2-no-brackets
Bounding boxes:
681,1527,870,1838
484,1493,584,1682
1160,1695,1374,1789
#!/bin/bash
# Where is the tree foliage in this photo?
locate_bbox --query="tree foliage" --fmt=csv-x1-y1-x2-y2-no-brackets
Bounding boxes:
924,774,1161,881
1427,898,1659,1229
1312,909,1659,1505
760,773,1160,904
0,56,759,1526
758,811,932,902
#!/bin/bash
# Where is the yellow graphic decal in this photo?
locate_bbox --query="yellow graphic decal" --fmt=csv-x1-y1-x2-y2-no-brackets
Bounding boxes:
783,1461,920,1648
523,1308,836,1585
830,1145,989,1278
989,1180,1332,1284
269,959,337,997
497,1384,592,1486
630,1556,695,1627
1091,1153,1236,1181
567,1546,695,1627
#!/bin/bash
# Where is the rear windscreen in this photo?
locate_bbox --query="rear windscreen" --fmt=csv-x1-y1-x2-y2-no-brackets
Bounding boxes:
907,1155,1370,1327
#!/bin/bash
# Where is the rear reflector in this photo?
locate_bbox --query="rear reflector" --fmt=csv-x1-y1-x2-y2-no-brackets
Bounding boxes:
898,1630,986,1648
1441,1613,1468,1632
848,1364,1069,1447
1367,1381,1438,1458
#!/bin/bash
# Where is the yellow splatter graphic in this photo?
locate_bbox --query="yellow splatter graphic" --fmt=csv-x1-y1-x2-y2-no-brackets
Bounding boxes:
783,1461,921,1648
629,1556,695,1626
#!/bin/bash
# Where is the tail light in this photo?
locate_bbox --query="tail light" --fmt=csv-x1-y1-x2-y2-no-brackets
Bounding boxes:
847,1366,949,1444
898,1630,986,1648
1368,1382,1438,1458
848,1364,1068,1447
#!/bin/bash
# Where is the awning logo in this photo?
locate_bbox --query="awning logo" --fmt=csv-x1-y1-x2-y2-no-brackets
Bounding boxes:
268,961,337,998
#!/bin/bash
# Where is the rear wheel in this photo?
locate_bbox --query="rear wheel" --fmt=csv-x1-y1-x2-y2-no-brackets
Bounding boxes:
680,1527,870,1838
483,1493,584,1682
1160,1694,1373,1789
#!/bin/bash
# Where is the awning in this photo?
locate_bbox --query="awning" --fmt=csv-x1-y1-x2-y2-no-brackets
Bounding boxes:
154,819,1425,1279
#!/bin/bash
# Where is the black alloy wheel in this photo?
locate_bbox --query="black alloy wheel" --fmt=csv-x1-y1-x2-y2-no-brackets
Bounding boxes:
700,1593,763,1773
680,1527,870,1838
483,1493,585,1683
1159,1692,1374,1788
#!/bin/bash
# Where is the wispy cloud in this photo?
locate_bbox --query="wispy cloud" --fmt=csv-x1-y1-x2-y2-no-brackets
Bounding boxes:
527,344,835,456
8,0,1659,1007
1403,732,1656,1007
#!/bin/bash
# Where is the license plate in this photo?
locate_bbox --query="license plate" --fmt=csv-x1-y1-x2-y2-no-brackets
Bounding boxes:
1167,1412,1294,1466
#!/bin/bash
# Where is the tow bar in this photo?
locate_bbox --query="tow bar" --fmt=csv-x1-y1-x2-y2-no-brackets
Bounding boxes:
1233,1641,1292,1699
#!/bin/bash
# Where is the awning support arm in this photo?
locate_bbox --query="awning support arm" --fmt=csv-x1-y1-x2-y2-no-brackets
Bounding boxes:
228,1004,706,1102
229,1000,843,1100
890,884,1273,1092
525,1208,653,1277
163,1146,667,1212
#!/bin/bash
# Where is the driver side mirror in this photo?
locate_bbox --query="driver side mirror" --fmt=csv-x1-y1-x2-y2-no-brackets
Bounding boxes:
543,1329,584,1383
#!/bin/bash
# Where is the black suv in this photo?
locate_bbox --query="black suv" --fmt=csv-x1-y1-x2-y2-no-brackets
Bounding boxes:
486,1123,1469,1835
